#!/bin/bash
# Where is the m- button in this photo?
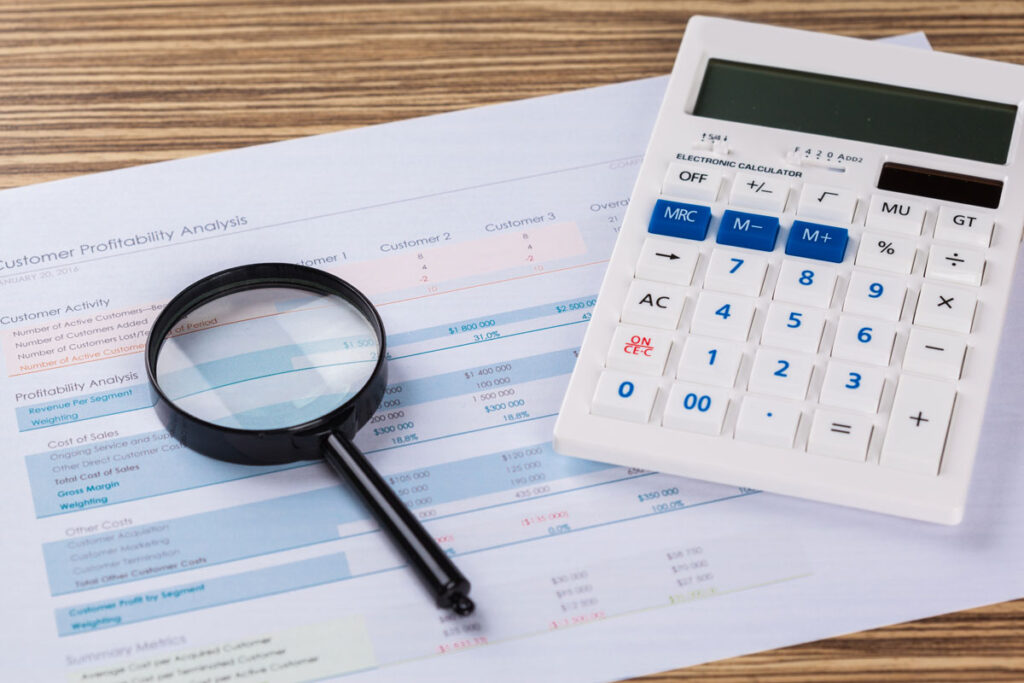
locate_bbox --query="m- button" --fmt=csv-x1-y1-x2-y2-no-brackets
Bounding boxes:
662,162,723,203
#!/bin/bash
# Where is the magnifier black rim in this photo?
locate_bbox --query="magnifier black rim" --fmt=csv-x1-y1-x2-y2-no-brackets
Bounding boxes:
145,262,387,444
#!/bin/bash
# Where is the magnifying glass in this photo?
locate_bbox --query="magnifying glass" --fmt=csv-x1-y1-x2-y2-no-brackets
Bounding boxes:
144,263,474,616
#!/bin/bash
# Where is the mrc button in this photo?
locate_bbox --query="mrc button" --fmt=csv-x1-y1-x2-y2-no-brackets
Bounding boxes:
785,220,849,263
715,209,779,251
647,199,711,240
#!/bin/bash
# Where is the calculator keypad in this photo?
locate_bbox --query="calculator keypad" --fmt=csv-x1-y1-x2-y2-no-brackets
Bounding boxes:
589,168,990,479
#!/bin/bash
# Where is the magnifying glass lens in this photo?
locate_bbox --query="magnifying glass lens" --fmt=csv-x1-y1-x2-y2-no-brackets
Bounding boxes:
154,287,379,430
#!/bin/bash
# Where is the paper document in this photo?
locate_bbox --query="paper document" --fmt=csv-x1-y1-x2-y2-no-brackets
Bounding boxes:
2,33,1022,683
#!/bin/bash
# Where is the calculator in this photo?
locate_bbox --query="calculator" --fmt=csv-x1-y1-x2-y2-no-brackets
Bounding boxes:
553,17,1024,524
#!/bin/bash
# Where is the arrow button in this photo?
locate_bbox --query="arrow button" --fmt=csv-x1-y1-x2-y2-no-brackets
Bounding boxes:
636,237,698,285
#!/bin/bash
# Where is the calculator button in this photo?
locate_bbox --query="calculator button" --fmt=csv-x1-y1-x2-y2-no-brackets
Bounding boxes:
784,220,849,263
676,336,744,387
880,375,956,475
855,232,916,274
934,206,993,247
648,199,711,240
902,328,967,380
760,303,825,353
912,283,977,334
621,279,686,329
831,316,896,366
818,360,884,413
797,183,858,224
635,237,699,285
747,349,815,400
865,195,926,235
690,291,756,341
704,250,768,296
729,172,790,212
662,382,730,436
735,396,802,448
807,409,873,462
606,325,672,375
591,371,659,423
661,162,723,203
925,244,984,287
843,271,906,321
773,261,837,308
716,209,780,251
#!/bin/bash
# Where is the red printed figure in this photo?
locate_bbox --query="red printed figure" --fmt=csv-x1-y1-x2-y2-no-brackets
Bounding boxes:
623,335,654,357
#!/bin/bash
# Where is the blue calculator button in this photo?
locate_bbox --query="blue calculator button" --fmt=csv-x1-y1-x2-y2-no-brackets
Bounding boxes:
716,210,780,251
648,199,711,240
785,220,849,263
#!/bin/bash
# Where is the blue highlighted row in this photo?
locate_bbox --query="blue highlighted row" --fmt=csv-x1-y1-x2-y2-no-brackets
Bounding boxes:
55,551,352,636
42,442,613,595
647,199,848,263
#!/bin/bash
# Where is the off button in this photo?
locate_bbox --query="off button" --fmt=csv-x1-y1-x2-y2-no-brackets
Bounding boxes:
662,162,723,203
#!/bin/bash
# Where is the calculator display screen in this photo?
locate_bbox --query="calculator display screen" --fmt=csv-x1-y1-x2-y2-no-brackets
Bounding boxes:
693,59,1017,164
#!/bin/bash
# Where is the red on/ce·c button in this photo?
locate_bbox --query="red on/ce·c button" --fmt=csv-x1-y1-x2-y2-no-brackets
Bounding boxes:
607,325,671,375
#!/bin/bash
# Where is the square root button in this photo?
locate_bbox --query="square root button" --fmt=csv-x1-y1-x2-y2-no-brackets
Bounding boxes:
715,209,779,251
785,220,849,263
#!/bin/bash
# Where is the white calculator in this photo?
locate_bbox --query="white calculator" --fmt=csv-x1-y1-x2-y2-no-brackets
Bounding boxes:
553,17,1024,523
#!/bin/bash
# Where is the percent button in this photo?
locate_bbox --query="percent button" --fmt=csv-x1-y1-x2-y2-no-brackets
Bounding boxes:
855,232,917,274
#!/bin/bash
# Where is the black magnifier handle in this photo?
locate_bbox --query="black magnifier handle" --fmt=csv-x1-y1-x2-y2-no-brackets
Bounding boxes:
324,432,475,616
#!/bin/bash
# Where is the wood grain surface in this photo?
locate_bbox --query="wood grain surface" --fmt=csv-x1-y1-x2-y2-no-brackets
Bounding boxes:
2,1,1023,680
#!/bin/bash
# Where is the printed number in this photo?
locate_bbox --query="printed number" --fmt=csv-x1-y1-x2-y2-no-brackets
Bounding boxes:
729,258,744,274
845,372,862,389
618,381,634,398
683,393,712,412
707,349,717,365
787,312,803,328
868,282,884,298
799,270,815,286
857,326,873,343
715,304,731,320
774,360,790,377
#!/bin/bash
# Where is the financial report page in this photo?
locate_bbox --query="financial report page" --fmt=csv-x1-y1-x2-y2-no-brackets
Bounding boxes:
1,77,1022,683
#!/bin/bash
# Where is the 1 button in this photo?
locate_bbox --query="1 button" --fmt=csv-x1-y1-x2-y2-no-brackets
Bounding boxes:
662,382,730,435
925,244,984,287
621,279,686,329
690,291,757,341
676,336,744,387
648,199,711,240
704,249,768,296
856,232,916,274
797,183,858,223
735,395,802,448
807,409,873,462
661,162,723,203
902,328,967,380
591,371,659,423
716,209,780,251
934,206,993,247
784,220,849,263
866,195,926,235
730,172,790,212
773,261,837,308
843,271,906,321
880,375,956,475
606,325,672,375
635,237,699,285
912,283,977,334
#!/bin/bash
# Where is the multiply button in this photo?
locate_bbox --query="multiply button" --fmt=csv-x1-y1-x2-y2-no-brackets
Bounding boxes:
913,283,977,334
716,209,780,251
606,324,672,375
648,199,711,240
621,279,686,329
661,162,723,203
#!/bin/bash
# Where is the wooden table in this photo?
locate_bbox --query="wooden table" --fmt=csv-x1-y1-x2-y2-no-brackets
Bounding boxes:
2,2,1022,680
